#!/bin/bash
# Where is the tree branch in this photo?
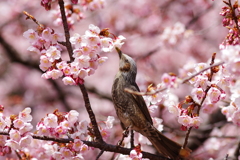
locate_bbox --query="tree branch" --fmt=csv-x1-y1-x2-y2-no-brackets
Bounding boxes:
0,132,170,160
79,84,103,142
58,0,74,61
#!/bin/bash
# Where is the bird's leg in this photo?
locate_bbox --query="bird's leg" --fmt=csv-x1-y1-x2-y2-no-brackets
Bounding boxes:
117,126,130,147
130,130,135,149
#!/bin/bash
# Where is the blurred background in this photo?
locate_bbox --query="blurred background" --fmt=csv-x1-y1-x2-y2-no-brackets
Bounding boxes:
0,0,235,159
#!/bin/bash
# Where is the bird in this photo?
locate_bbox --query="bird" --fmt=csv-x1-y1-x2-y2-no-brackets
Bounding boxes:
111,47,190,160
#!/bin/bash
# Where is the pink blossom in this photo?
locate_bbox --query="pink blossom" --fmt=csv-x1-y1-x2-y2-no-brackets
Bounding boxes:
221,104,237,121
80,144,88,153
56,61,68,70
152,117,163,132
105,116,115,129
202,103,216,114
0,117,7,131
86,36,101,46
77,69,88,79
70,33,82,48
62,77,76,85
190,117,201,128
194,74,210,89
100,128,110,140
46,46,61,62
73,48,83,58
148,104,158,113
73,139,83,151
19,123,33,134
60,147,73,158
52,32,64,44
19,135,33,148
77,120,88,133
40,55,52,69
161,73,177,88
5,140,20,150
191,87,205,100
85,24,100,36
75,55,90,68
113,35,126,48
130,149,142,160
55,125,68,135
13,119,25,129
81,46,92,55
194,63,208,72
232,110,240,126
89,60,98,70
97,57,108,65
66,110,79,124
9,129,21,142
178,115,192,127
101,37,113,52
19,107,32,122
36,124,50,136
208,87,222,103
62,65,71,76
48,69,63,79
42,27,52,40
23,29,39,43
27,46,40,54
44,113,58,128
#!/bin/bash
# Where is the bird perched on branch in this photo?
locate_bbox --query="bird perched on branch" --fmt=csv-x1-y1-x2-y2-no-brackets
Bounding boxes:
111,47,190,160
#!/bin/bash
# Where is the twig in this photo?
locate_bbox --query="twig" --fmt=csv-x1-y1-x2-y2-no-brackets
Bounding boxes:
96,150,105,160
130,130,135,148
234,140,240,159
183,127,192,149
117,126,130,147
23,11,44,29
58,0,74,61
228,0,240,33
124,61,224,96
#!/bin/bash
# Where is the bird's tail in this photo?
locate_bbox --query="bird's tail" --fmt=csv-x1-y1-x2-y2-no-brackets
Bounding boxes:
141,123,191,160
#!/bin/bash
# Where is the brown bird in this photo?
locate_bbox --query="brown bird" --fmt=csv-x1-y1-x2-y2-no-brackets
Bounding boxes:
111,48,190,160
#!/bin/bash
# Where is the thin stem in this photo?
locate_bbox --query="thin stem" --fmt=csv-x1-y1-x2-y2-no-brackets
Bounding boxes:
183,127,192,149
79,84,103,142
58,0,74,61
228,0,240,33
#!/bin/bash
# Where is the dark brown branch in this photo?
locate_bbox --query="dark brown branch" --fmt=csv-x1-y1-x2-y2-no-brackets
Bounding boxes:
0,132,169,160
79,84,103,142
58,0,74,61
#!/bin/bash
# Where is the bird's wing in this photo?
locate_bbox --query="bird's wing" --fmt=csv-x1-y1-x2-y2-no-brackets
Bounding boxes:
128,82,153,125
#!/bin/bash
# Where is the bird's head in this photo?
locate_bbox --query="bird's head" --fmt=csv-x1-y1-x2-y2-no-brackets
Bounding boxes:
115,47,137,82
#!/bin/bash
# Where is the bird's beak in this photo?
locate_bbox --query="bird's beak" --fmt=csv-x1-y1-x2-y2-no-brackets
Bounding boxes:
115,47,122,59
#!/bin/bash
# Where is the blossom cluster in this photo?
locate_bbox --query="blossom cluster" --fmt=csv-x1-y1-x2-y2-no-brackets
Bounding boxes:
219,0,240,48
220,45,240,126
23,24,125,85
144,57,229,130
160,22,190,45
0,107,114,159
0,108,33,156
42,0,105,29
